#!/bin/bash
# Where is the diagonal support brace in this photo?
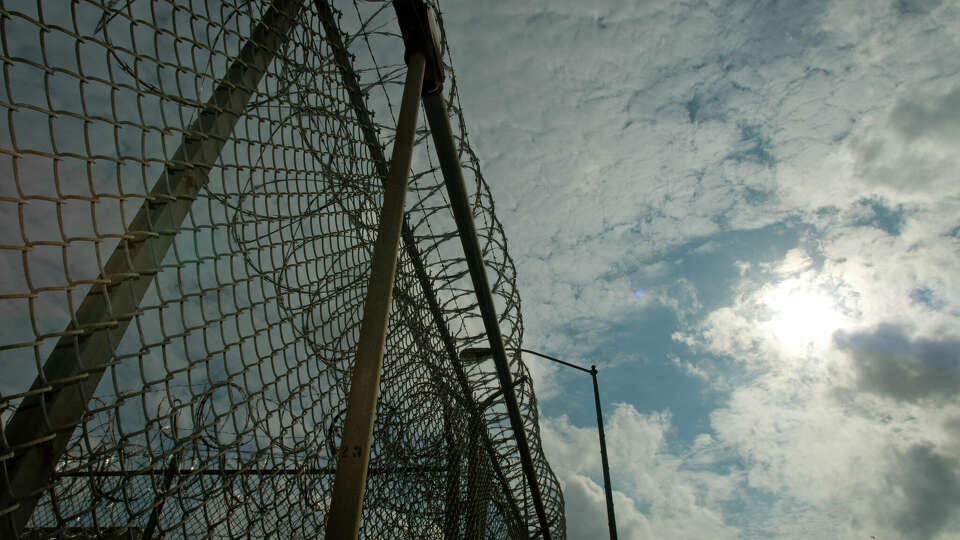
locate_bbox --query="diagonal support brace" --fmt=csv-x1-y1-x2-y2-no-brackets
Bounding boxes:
324,2,441,537
0,1,304,535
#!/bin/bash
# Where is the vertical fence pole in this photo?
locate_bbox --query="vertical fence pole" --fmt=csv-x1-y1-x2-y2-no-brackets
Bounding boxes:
0,1,304,535
324,51,426,540
324,3,446,537
317,0,528,532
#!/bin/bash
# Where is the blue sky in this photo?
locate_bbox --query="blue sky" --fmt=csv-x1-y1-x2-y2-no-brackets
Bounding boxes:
441,0,960,538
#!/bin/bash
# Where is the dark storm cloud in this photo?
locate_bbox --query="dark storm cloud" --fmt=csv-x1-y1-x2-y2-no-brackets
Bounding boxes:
885,443,960,539
834,323,960,403
890,86,960,143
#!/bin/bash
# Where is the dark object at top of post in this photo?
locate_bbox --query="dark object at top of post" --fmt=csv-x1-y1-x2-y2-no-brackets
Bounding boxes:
393,0,445,95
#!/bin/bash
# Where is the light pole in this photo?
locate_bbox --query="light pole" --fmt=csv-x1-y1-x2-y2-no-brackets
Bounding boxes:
460,347,618,540
521,349,618,540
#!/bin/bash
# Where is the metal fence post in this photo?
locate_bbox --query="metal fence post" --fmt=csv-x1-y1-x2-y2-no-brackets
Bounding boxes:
442,398,462,540
324,30,435,540
0,2,304,535
315,1,531,535
141,453,181,540
422,93,554,539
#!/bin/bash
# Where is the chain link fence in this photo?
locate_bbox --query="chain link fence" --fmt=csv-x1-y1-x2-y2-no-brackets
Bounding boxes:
0,0,565,537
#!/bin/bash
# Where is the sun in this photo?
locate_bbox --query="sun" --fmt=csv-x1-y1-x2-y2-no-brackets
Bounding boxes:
762,277,847,352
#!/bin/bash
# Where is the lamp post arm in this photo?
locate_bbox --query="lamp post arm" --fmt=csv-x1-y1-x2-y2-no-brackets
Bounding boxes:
519,348,592,374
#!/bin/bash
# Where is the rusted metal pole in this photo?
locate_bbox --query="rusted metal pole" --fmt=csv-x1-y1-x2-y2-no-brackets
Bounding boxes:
0,1,304,535
324,51,426,540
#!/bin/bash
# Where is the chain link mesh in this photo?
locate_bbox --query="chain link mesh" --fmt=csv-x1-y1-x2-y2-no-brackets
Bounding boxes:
0,0,565,537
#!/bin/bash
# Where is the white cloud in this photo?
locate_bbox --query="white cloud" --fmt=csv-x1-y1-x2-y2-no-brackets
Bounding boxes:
670,355,709,382
442,0,960,353
845,88,960,201
678,227,960,537
541,404,742,540
440,0,960,537
540,199,960,537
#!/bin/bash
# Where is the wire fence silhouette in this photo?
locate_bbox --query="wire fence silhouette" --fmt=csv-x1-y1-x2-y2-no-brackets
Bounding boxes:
0,0,565,537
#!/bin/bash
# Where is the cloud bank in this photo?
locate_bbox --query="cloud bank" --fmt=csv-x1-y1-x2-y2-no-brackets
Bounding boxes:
443,0,960,537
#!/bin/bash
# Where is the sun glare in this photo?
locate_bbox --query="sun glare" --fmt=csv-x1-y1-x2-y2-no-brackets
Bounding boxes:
763,278,847,352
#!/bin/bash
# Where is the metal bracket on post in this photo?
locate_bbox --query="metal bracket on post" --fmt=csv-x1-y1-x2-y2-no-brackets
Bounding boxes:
0,1,304,536
323,2,442,538
392,0,445,97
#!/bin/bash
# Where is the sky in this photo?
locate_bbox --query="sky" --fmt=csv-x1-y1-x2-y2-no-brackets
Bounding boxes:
440,0,960,538
1,0,959,538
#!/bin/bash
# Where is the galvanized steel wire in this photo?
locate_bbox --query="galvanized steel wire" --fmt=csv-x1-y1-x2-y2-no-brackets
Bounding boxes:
0,0,565,537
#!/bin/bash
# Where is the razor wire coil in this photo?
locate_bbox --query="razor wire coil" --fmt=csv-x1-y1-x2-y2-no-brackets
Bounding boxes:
0,0,565,538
